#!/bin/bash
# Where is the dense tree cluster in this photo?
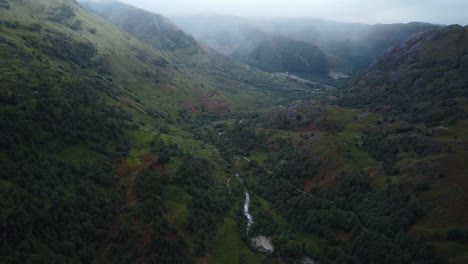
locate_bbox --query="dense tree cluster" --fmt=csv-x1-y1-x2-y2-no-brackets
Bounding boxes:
0,21,130,262
108,165,192,264
445,227,468,243
210,118,267,159
0,159,121,263
396,135,449,157
24,32,99,69
361,130,399,175
48,4,76,22
250,136,440,263
0,0,9,9
177,156,229,255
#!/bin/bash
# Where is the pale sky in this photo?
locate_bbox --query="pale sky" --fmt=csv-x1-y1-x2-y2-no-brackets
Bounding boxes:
115,0,468,25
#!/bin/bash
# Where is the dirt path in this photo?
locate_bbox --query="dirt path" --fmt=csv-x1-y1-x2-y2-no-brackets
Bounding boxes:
126,169,139,207
126,154,161,207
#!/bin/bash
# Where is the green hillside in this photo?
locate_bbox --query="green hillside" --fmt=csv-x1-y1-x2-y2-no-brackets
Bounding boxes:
81,0,322,113
1,0,467,263
0,0,201,262
80,0,200,58
0,0,323,262
340,25,468,125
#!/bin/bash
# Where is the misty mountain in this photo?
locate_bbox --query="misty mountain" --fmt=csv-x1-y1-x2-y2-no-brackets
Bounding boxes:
81,0,322,112
80,0,200,57
232,36,330,77
174,15,439,74
340,25,468,125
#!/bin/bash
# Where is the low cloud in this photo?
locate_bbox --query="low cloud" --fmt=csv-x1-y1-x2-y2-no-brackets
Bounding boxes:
87,0,468,25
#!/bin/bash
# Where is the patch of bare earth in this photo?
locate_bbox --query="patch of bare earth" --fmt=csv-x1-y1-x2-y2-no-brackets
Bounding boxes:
180,85,230,115
119,96,145,112
303,178,314,192
96,155,163,261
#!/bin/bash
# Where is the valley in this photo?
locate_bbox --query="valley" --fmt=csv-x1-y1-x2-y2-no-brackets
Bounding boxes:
1,0,467,263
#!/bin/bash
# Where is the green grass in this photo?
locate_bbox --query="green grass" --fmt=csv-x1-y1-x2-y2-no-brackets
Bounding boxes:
126,156,142,166
165,185,191,227
208,217,261,264
127,129,154,147
211,157,230,182
293,232,321,254
249,151,268,166
55,145,101,163
314,106,385,185
434,240,468,264
257,197,287,226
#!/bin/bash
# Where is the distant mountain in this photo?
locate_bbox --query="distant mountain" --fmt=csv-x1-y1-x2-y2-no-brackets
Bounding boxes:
173,14,262,56
233,36,330,77
81,0,322,111
323,22,441,71
154,14,331,78
174,15,439,75
340,25,468,125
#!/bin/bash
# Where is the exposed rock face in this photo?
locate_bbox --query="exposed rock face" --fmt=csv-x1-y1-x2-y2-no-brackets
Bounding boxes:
302,256,318,264
251,236,274,252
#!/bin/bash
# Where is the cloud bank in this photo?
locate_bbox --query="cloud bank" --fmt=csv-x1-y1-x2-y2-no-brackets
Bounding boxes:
103,0,468,25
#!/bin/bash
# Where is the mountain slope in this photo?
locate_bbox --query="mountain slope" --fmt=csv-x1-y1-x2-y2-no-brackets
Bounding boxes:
333,25,468,262
0,1,328,263
0,0,242,262
81,0,327,113
341,25,468,125
0,0,153,262
81,0,199,58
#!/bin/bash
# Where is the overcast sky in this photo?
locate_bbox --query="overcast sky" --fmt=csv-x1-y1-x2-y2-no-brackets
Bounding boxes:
114,0,468,25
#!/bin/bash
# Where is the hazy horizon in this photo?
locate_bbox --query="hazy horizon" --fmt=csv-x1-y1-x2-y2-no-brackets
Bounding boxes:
107,0,468,25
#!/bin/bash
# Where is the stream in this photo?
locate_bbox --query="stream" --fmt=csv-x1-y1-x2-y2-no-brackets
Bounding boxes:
234,172,253,233
228,166,318,259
